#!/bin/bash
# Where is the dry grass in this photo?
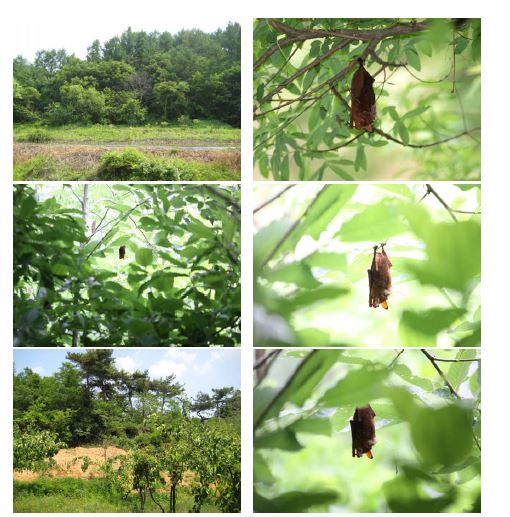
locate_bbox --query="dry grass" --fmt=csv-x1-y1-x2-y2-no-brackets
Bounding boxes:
14,143,240,170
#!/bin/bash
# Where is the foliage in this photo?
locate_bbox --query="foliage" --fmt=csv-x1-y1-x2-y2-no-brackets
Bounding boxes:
253,349,481,512
13,425,65,472
253,18,480,180
254,184,480,347
13,23,240,127
13,477,220,513
14,120,240,143
98,148,191,180
13,184,240,346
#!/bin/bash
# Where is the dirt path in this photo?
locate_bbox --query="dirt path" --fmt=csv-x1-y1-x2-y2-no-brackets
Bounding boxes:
15,141,240,151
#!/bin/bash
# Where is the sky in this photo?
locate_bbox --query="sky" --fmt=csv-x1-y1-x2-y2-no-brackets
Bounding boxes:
13,348,240,397
12,0,238,60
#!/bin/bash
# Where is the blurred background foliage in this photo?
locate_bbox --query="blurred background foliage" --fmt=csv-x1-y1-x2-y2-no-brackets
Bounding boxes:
14,184,240,346
253,184,480,347
253,348,481,513
253,18,480,180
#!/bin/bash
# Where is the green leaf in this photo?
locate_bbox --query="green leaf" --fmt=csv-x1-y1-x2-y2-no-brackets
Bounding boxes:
253,220,293,270
392,364,434,391
285,286,349,313
255,351,341,425
403,206,481,293
135,248,153,267
410,404,473,468
319,365,390,407
303,251,347,271
264,262,321,289
354,145,367,171
446,350,479,390
405,46,421,70
399,308,466,347
336,201,408,242
254,429,302,451
254,490,338,513
289,416,332,436
396,122,410,144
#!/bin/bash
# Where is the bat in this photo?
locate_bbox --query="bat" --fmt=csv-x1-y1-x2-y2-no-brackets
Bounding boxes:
119,246,126,260
350,405,376,459
350,58,376,132
367,244,392,309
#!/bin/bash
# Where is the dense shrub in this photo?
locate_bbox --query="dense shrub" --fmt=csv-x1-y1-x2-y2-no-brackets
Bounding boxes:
97,148,181,180
22,129,52,143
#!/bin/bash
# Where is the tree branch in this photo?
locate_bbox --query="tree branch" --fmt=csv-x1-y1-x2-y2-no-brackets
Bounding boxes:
424,184,458,222
253,185,295,214
259,186,328,270
421,349,460,398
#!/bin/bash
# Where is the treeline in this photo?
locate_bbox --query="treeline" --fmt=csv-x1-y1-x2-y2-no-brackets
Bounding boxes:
13,23,240,127
14,350,241,447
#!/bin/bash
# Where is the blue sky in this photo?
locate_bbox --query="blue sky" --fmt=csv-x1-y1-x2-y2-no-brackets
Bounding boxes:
13,349,240,397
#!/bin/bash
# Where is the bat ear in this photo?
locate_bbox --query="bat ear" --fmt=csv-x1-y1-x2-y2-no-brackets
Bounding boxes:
381,300,389,310
365,450,374,459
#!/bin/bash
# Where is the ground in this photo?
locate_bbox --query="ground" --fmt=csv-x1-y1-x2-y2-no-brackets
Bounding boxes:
13,122,241,181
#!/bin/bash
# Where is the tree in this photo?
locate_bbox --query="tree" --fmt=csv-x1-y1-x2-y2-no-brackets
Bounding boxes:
253,18,481,180
154,80,190,120
190,392,215,421
13,184,241,347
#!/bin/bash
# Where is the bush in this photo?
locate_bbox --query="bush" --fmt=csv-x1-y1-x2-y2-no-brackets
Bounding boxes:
22,129,52,143
177,114,192,127
97,148,181,180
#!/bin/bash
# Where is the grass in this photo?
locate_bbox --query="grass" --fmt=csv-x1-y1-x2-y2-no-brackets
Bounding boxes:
13,121,240,181
14,477,220,513
14,121,240,144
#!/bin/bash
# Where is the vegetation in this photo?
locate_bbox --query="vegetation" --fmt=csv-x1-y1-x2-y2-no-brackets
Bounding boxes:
14,120,240,143
14,184,240,346
254,348,481,512
253,18,481,180
14,350,241,512
14,24,240,127
253,184,480,347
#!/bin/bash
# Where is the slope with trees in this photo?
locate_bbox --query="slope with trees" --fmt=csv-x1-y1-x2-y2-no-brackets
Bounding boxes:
14,350,241,513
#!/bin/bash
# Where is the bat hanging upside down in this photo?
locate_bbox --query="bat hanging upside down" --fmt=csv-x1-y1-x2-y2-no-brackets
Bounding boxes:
367,243,392,309
350,405,377,459
119,246,126,260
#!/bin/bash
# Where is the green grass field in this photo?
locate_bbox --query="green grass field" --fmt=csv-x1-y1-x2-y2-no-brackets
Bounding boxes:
14,478,220,513
14,121,240,144
13,121,240,181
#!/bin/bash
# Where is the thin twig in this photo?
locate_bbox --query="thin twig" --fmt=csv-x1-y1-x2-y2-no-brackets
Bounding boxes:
253,185,295,214
421,349,460,398
425,184,458,222
254,350,319,430
388,349,405,368
259,186,327,270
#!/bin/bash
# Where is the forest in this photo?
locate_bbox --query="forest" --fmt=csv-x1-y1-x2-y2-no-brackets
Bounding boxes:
253,18,481,181
13,24,241,180
253,184,480,347
14,184,241,347
254,348,481,513
14,349,241,513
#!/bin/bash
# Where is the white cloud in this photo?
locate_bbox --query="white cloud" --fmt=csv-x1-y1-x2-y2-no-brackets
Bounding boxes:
116,356,137,373
164,349,198,363
32,366,44,375
148,359,187,378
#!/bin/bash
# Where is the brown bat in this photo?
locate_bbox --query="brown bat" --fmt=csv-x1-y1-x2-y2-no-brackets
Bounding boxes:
119,245,126,260
368,244,392,310
350,58,376,132
350,405,376,459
